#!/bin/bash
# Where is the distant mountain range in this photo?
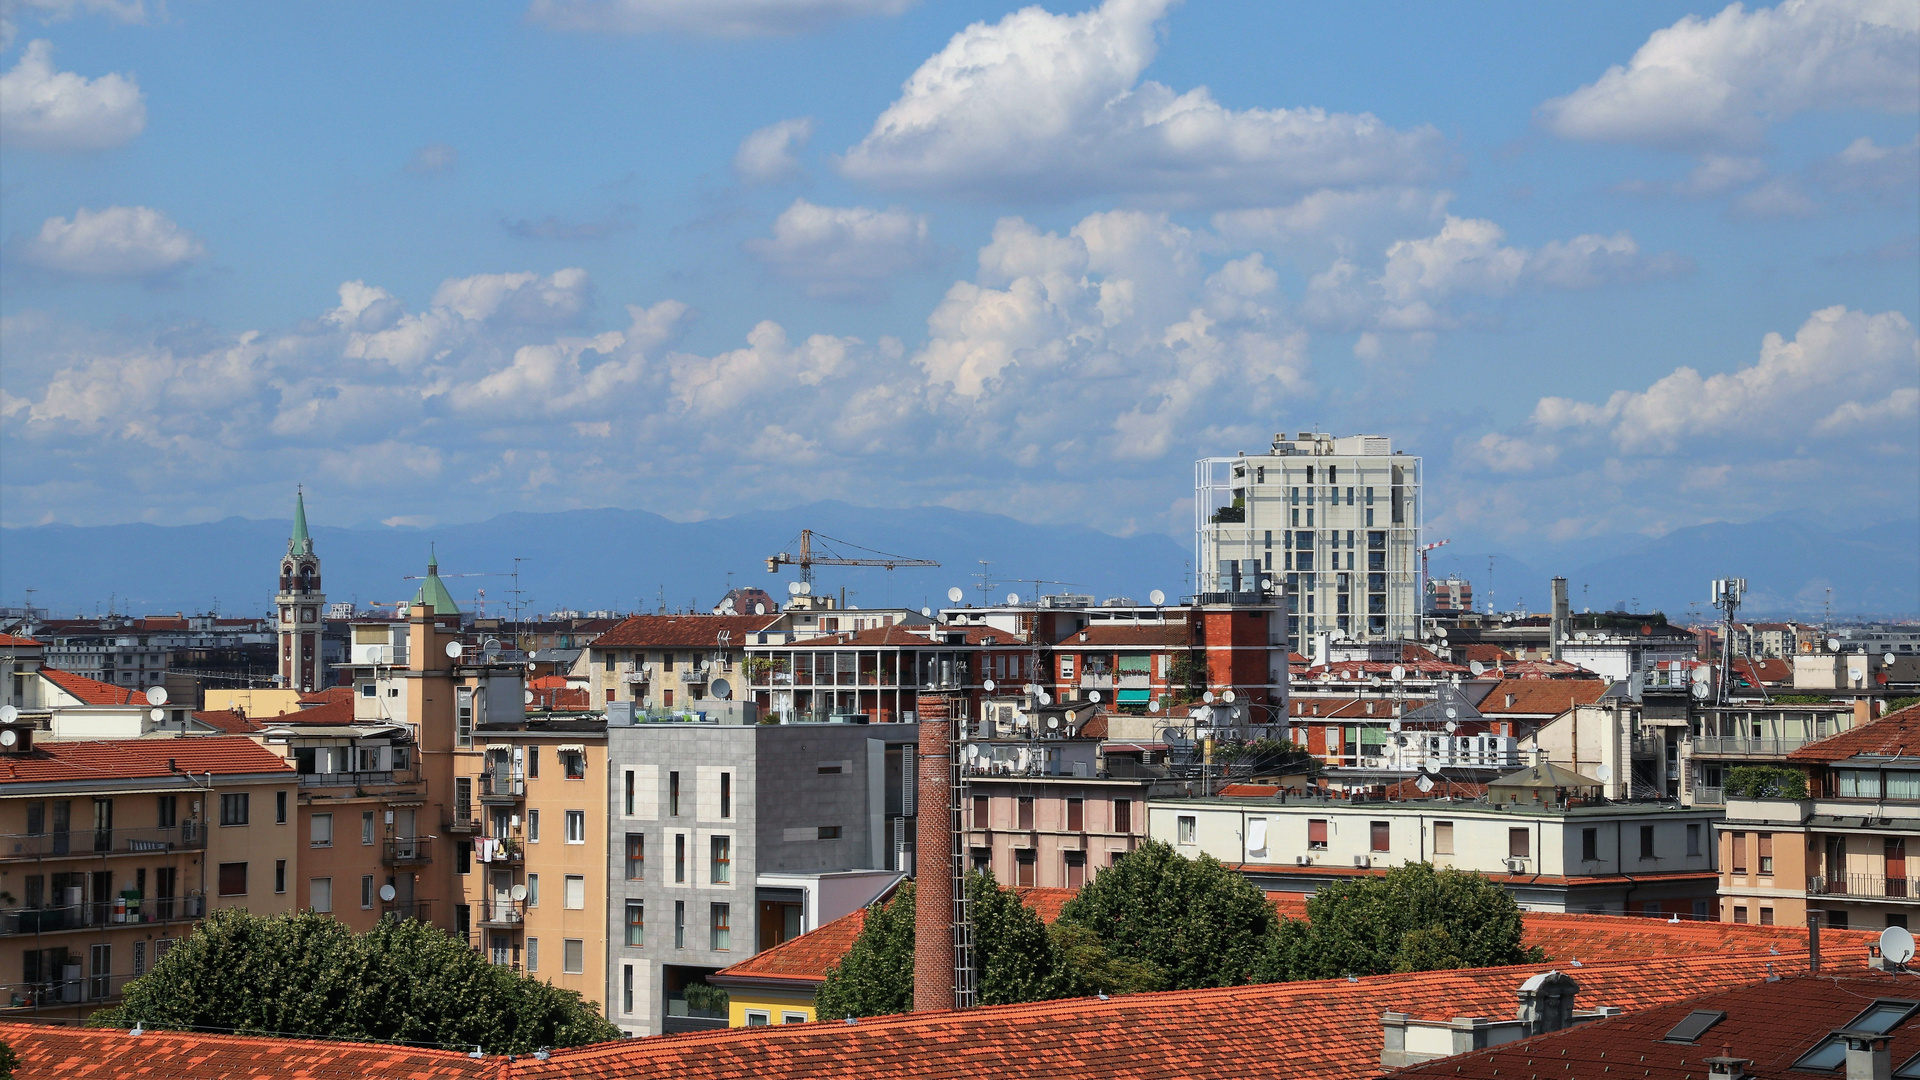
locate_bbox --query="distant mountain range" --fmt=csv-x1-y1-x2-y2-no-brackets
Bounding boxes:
2,506,1913,621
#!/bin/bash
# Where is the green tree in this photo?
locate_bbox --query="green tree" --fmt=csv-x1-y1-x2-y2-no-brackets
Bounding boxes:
1046,922,1163,996
1726,765,1808,799
91,909,617,1053
0,1038,17,1080
1259,863,1540,982
1056,841,1277,990
815,883,917,1019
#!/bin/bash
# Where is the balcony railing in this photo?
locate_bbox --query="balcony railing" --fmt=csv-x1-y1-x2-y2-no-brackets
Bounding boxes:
1810,873,1920,899
678,667,710,684
1691,735,1811,757
479,899,526,928
478,775,525,799
1,893,205,936
381,836,434,867
380,899,433,923
298,770,396,788
1,971,137,1010
1631,734,1664,757
443,811,480,834
2,824,206,861
1693,785,1726,806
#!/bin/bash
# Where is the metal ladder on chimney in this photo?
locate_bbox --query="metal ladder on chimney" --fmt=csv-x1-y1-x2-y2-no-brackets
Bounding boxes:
950,726,976,1009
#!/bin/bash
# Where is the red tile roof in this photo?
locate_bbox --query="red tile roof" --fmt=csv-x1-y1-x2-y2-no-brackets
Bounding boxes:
299,686,354,705
593,614,779,649
1052,625,1191,648
0,736,292,785
38,667,148,706
260,696,356,727
0,633,41,646
1473,678,1610,715
1789,701,1920,763
193,709,266,734
1734,656,1793,685
0,1023,484,1079
1461,644,1515,663
1383,970,1914,1079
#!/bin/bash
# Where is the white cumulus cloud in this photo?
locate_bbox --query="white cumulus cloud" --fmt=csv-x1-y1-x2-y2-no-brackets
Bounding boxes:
0,39,146,151
745,199,935,300
840,0,1446,205
1539,0,1919,152
527,0,912,36
733,117,814,183
13,205,203,278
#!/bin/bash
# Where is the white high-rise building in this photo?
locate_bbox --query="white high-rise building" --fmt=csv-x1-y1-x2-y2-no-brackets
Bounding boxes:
1196,432,1421,653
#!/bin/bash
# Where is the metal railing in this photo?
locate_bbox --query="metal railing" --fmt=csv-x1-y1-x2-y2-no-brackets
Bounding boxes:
1811,873,1920,899
299,770,396,788
478,775,525,798
1,824,205,861
381,836,434,866
1691,735,1812,757
678,667,710,684
479,899,526,927
380,899,432,923
443,812,480,834
1693,785,1726,806
1,971,138,1010
1631,734,1664,757
0,893,204,936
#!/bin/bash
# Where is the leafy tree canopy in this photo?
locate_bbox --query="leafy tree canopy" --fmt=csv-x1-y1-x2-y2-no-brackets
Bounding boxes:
1260,862,1540,982
90,909,617,1054
1057,840,1277,990
815,883,917,1019
1727,765,1808,799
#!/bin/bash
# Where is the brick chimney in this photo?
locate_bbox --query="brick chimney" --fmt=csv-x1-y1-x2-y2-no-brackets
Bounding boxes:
914,693,955,1012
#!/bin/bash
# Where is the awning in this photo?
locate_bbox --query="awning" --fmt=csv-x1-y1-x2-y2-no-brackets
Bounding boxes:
557,743,585,753
1116,689,1151,704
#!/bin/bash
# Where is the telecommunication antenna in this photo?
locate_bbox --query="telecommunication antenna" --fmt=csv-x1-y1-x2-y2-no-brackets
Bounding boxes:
1711,577,1747,706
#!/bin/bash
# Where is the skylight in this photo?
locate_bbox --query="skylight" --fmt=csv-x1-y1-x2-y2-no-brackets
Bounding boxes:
1791,1001,1920,1073
1663,1010,1727,1044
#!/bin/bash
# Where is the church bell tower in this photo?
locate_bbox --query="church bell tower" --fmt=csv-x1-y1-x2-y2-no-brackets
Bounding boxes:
276,488,325,692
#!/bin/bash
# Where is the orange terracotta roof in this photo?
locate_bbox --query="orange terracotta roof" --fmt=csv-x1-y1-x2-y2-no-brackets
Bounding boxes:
298,686,354,705
1053,625,1191,648
1473,678,1610,715
1789,701,1920,763
193,709,266,734
0,1022,484,1079
0,633,41,646
260,696,356,727
0,736,292,785
1733,656,1793,685
1461,644,1515,663
593,614,779,649
529,675,570,690
38,667,147,705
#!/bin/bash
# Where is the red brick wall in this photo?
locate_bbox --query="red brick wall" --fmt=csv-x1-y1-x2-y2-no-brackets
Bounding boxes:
914,694,954,1012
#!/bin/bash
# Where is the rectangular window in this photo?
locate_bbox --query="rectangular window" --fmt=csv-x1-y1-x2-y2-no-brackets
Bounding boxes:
1114,799,1132,834
818,763,843,775
1177,815,1196,845
1434,821,1455,855
1065,851,1086,889
1370,821,1390,853
623,965,635,1015
1582,827,1598,861
1760,906,1775,926
563,939,584,975
563,874,585,910
1759,832,1774,875
1509,828,1531,859
1731,831,1748,874
747,1011,770,1027
817,825,841,840
625,833,645,880
527,809,539,843
711,835,732,884
273,859,286,894
711,903,731,950
156,795,176,828
720,772,732,819
624,770,635,816
275,790,288,824
974,795,990,828
133,940,145,978
1640,825,1656,860
1017,797,1035,830
1687,823,1702,857
219,793,249,826
455,687,474,748
526,938,539,972
1308,819,1328,850
1733,905,1748,924
310,813,333,848
310,877,332,913
361,875,374,909
362,811,375,845
526,746,538,778
670,771,681,816
565,810,585,844
457,839,472,874
1016,849,1037,888
562,751,586,780
527,873,539,908
625,900,645,947
675,901,686,949
1066,798,1084,832
219,862,248,896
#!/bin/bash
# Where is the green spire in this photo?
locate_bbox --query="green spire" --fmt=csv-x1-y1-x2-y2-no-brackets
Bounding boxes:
411,544,460,615
289,487,312,555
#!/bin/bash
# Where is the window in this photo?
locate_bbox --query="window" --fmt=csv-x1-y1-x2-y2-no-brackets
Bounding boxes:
526,746,538,778
310,813,333,848
626,834,645,880
974,795,990,827
1066,798,1084,832
275,790,288,824
1017,797,1035,830
1731,831,1748,874
562,751,586,780
1177,815,1196,845
720,772,732,819
676,833,687,881
526,938,539,972
1308,819,1328,850
362,811,375,846
626,900,645,947
670,771,681,816
624,770,635,816
1509,828,1531,859
156,795,176,828
563,939,584,974
818,763,843,775
747,1011,770,1027
1733,905,1748,923
456,839,472,874
1759,832,1773,875
711,835,732,884
1434,821,1455,855
1065,851,1086,889
527,809,540,843
455,687,474,748
361,875,374,909
310,878,332,913
273,859,286,894
1016,849,1037,887
711,903,732,950
817,826,841,840
1114,799,1132,834
527,874,540,907
218,862,248,896
623,965,636,1015
1370,821,1391,853
1581,827,1598,861
1760,906,1775,925
1640,825,1656,860
220,793,249,826
675,901,686,949
783,1012,808,1025
565,810,585,844
564,875,585,910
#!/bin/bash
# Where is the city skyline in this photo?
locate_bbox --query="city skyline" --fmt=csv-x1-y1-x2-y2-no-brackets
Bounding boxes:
2,0,1915,577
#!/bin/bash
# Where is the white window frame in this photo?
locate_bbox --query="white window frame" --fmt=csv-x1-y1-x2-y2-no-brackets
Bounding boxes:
565,810,585,844
563,874,585,910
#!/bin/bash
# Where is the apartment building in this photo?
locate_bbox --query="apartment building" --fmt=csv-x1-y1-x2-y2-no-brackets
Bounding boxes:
745,622,1029,725
0,731,296,1018
1683,702,1862,807
1196,431,1422,651
587,615,778,713
604,715,915,1037
1717,702,1920,930
1148,767,1721,914
964,773,1151,888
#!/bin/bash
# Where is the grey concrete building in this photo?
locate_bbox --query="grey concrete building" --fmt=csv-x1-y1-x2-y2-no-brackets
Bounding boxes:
605,713,917,1036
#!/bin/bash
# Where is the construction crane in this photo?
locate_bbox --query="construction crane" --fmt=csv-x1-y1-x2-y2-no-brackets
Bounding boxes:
766,529,939,587
1419,539,1451,588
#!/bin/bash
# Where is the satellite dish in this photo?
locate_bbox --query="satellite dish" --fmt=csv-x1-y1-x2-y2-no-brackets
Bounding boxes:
1887,653,1899,666
1222,690,1237,704
446,641,465,659
482,639,501,660
983,679,997,693
1148,699,1161,714
1150,589,1166,606
1692,666,1711,684
145,686,168,706
1692,682,1711,700
1470,661,1485,676
1006,593,1020,606
1424,757,1443,775
1594,764,1613,783
1389,720,1402,732
1089,690,1102,703
510,884,529,902
1047,716,1061,730
525,690,535,705
1414,774,1435,794
788,581,803,596
1883,925,1916,966
921,607,933,618
0,730,14,747
1444,707,1458,719
150,708,165,722
948,587,964,604
799,581,813,596
755,603,767,616
1260,578,1273,591
1435,627,1448,638
1444,720,1458,733
1038,692,1052,705
0,705,18,724
966,744,982,762
1827,637,1842,653
379,884,397,902
721,599,736,614
1194,706,1213,724
1391,665,1407,682
1203,691,1216,704
711,678,732,700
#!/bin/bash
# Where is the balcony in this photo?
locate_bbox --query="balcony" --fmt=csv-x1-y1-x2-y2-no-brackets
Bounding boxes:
298,770,396,789
381,836,434,867
1690,735,1813,758
478,775,525,801
380,899,432,923
1,824,206,862
479,899,526,928
1,971,137,1011
443,811,481,834
1810,873,1920,900
1,893,205,937
678,667,710,684
1631,734,1664,758
1693,785,1725,806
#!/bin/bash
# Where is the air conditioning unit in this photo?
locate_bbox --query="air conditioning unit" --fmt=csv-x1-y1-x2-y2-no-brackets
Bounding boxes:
1505,857,1528,873
1353,855,1371,869
1295,855,1312,866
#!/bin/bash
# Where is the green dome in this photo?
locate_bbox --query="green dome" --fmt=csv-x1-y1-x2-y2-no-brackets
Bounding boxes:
411,548,461,615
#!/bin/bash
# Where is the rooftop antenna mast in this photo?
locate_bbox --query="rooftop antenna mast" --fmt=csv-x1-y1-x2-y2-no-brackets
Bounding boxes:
1711,577,1747,706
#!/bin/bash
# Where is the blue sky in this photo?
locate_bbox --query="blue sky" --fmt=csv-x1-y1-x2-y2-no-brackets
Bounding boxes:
2,0,1915,572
